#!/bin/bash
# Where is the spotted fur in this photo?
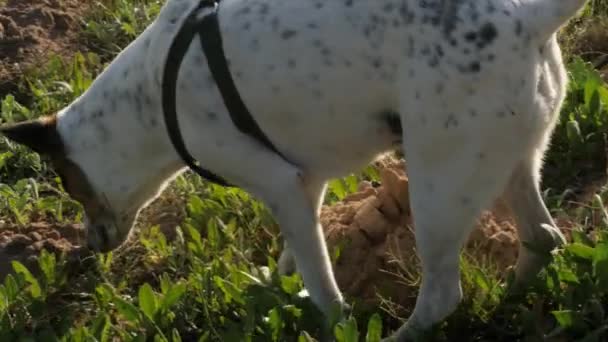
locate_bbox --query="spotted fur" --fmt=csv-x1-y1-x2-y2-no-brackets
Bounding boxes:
1,0,587,339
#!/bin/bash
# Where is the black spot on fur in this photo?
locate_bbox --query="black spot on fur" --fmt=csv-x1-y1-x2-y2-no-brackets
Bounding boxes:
207,111,218,120
281,29,297,39
514,20,523,36
469,61,481,72
478,22,497,48
444,114,459,128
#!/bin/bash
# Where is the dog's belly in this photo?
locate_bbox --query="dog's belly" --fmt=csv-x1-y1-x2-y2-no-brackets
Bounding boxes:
214,0,404,176
231,72,401,177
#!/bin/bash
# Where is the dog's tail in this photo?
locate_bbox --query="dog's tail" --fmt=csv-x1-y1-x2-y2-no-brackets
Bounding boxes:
517,0,587,40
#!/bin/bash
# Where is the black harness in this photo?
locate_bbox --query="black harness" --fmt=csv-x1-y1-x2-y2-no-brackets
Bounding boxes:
161,1,285,186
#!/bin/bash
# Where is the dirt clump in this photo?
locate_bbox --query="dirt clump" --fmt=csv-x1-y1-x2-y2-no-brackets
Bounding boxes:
0,221,85,277
319,157,524,311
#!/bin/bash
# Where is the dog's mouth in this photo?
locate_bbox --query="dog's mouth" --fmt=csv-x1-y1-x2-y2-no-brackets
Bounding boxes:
84,195,143,252
84,215,117,252
51,157,128,252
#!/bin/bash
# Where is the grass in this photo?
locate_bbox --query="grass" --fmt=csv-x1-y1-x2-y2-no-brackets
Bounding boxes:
0,0,607,341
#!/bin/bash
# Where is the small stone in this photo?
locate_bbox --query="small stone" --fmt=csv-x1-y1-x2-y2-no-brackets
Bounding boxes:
343,187,377,202
358,181,373,192
0,235,10,245
4,234,32,254
33,240,46,251
29,231,43,241
380,168,410,214
376,187,402,221
353,199,393,243
43,239,60,253
44,230,61,240
26,255,39,265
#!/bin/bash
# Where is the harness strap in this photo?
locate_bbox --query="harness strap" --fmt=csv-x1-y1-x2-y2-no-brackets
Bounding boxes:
161,1,286,186
198,7,285,158
162,1,230,186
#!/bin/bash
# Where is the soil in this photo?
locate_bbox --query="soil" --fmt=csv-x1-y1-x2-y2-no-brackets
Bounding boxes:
0,0,88,100
0,0,91,274
0,221,85,276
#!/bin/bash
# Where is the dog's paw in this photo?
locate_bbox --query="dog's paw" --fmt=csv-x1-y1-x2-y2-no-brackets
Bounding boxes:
383,320,437,342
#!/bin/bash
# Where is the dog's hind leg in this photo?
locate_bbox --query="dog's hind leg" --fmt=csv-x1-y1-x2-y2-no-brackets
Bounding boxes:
388,83,531,340
388,130,525,341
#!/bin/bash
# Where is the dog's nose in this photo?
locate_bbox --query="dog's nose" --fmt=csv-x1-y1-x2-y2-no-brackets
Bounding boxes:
87,223,111,252
85,216,119,253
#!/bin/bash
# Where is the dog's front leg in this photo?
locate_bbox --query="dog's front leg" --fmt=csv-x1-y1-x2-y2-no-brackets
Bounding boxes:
222,153,344,318
267,173,345,315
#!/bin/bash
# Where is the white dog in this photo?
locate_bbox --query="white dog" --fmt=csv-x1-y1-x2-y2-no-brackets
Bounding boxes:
1,0,587,339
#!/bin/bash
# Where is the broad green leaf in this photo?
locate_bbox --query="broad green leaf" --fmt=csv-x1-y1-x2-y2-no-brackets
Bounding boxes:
38,249,56,286
343,318,360,342
366,313,383,342
335,317,359,342
268,307,283,341
280,274,302,295
328,179,347,200
593,243,608,287
172,329,182,342
557,267,579,284
298,332,315,342
587,88,602,116
214,277,245,304
161,282,187,310
344,174,359,194
100,314,112,342
0,289,7,312
3,274,19,300
12,261,41,298
95,284,114,306
552,310,575,328
566,243,596,260
139,283,158,320
0,151,13,169
571,229,595,246
114,296,141,323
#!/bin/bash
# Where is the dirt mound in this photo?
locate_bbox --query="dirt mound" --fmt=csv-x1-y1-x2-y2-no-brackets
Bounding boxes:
320,158,521,311
0,0,88,98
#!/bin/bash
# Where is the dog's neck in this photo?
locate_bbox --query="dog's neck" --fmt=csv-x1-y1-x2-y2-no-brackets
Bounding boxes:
56,26,184,217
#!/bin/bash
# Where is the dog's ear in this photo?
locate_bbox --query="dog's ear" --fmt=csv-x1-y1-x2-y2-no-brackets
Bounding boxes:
0,115,64,156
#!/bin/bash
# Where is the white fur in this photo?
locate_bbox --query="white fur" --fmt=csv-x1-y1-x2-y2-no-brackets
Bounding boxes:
51,0,585,339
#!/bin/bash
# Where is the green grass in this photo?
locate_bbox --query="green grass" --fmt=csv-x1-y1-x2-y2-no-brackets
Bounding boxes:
0,0,607,341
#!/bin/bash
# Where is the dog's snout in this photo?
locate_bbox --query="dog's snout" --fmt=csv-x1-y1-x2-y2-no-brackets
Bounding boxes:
87,223,110,252
85,215,121,253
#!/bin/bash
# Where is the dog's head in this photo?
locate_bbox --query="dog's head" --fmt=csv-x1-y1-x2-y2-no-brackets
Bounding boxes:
0,114,160,252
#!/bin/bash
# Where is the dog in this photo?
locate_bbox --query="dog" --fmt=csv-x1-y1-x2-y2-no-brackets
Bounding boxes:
0,0,587,339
